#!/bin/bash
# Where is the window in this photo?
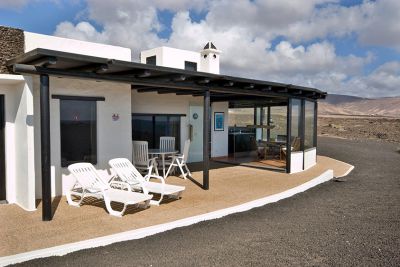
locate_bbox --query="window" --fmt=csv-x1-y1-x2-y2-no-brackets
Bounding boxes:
304,101,316,149
290,99,302,152
60,99,97,167
184,61,197,71
146,56,156,65
132,114,181,150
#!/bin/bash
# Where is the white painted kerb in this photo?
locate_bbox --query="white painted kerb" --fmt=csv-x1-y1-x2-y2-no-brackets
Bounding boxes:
0,169,334,266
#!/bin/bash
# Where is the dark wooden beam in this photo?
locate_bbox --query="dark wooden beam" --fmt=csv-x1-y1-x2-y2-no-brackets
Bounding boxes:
27,56,57,67
12,64,326,99
40,74,52,221
136,70,152,78
244,84,255,89
69,63,109,73
224,81,234,87
197,78,210,84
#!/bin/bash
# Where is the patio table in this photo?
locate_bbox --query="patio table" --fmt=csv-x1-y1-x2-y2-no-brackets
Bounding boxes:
148,149,179,178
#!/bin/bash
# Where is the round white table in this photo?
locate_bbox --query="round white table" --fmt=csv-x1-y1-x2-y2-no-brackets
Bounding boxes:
148,149,178,178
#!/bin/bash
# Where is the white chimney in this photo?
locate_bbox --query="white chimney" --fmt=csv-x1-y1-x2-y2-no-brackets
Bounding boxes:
200,41,221,74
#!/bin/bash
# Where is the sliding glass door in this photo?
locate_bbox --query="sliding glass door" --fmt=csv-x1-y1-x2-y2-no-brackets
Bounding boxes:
132,114,181,150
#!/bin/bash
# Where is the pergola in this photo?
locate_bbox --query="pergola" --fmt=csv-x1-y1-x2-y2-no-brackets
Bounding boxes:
7,48,326,221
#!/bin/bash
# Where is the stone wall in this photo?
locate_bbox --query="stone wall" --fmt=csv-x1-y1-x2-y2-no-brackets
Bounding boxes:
0,26,24,74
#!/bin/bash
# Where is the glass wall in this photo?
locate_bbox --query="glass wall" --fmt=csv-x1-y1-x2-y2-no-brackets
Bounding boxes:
304,101,316,149
268,106,287,142
228,108,256,156
290,99,302,152
132,114,181,150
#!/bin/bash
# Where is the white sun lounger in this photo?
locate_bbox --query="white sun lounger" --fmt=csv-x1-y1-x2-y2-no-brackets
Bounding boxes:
67,162,153,217
109,158,185,206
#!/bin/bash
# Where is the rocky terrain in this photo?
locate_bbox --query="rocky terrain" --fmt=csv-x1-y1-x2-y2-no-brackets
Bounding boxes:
318,116,400,143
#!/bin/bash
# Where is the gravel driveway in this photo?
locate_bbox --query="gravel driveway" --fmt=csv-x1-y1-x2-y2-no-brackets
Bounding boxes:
13,137,400,266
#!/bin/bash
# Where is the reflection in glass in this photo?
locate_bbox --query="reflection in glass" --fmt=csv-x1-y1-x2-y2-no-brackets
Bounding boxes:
304,101,315,149
132,115,181,150
60,100,97,167
291,99,301,150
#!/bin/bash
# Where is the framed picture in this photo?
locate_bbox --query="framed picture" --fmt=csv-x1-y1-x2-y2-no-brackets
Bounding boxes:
214,112,224,131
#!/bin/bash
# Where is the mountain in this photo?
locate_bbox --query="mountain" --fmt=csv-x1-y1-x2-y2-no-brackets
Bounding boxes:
319,94,400,118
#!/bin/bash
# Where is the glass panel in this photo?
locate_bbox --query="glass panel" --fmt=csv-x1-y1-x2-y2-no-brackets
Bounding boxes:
167,116,181,150
304,101,315,149
269,106,287,142
290,99,302,152
60,100,97,167
132,115,154,148
154,116,168,149
132,115,181,150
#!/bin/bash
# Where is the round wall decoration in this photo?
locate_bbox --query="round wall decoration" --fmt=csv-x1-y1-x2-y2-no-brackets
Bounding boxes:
193,113,198,119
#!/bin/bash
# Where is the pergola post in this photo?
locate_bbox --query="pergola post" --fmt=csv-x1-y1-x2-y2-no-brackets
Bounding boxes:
203,90,210,190
40,74,52,221
267,106,271,141
286,98,292,174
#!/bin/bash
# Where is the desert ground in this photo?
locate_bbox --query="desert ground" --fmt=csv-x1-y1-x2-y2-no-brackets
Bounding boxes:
318,115,400,143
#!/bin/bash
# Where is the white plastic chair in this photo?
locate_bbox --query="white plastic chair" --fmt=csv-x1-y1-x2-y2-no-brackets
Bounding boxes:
160,136,175,152
66,163,153,217
109,158,185,205
165,139,192,179
133,141,159,176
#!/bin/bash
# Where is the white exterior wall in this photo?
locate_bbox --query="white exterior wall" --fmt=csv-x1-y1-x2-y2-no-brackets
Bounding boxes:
290,151,304,173
304,147,317,170
140,47,200,70
33,77,132,197
24,32,132,61
0,74,35,210
131,91,229,160
211,102,229,157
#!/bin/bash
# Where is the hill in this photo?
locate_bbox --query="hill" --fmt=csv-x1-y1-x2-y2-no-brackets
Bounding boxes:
319,94,400,118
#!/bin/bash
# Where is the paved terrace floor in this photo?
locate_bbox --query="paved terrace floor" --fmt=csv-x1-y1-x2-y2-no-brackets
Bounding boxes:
0,156,352,257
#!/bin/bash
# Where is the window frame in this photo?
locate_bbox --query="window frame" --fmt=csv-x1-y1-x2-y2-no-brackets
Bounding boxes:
57,95,103,167
132,113,185,150
184,61,197,71
146,55,157,65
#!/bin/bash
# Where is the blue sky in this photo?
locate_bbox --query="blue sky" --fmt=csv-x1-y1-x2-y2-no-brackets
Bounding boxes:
0,0,399,97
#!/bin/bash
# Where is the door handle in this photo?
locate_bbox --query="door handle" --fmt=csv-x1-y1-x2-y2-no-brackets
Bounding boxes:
189,124,193,141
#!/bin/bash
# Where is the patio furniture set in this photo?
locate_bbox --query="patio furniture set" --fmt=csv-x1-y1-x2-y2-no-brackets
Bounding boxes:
66,136,191,217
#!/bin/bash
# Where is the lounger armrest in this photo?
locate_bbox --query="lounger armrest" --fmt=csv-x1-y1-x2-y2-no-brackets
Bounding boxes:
109,181,132,191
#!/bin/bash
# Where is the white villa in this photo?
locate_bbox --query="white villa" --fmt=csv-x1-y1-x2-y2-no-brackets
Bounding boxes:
0,26,326,221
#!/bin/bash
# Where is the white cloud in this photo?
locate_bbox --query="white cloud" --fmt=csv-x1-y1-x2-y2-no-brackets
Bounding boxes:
358,0,400,52
0,0,30,9
52,0,400,97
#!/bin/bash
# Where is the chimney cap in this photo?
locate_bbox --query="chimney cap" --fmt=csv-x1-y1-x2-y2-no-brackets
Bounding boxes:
203,41,217,50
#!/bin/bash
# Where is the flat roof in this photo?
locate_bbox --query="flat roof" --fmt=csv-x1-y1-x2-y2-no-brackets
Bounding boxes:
7,48,327,100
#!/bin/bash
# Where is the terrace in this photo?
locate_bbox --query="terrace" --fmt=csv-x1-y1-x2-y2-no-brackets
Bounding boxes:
0,156,353,261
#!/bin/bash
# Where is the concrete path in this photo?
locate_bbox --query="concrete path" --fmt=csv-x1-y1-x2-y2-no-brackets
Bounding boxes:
13,137,400,266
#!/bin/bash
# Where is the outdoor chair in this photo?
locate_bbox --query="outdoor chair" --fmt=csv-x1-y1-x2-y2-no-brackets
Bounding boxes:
281,137,301,159
66,162,153,217
159,136,175,152
158,136,176,168
133,141,159,176
165,139,192,179
109,158,185,205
